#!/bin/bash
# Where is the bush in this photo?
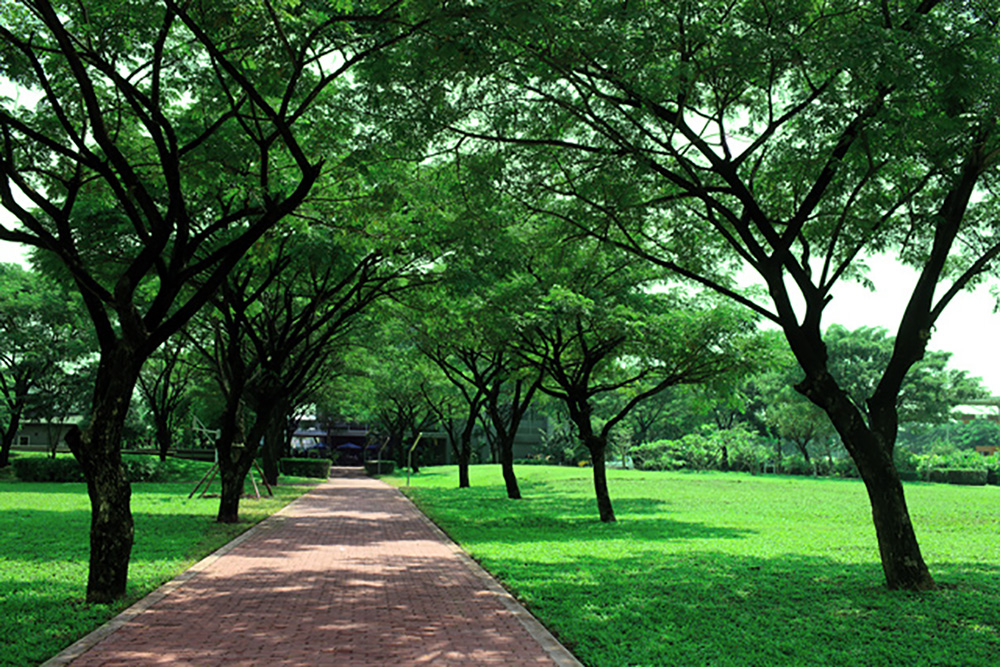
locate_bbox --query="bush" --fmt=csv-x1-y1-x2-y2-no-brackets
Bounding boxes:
780,454,813,476
944,469,988,486
279,458,331,479
14,455,170,483
364,460,396,476
513,457,549,465
718,428,769,473
831,457,859,478
13,456,85,482
122,456,166,482
917,450,991,483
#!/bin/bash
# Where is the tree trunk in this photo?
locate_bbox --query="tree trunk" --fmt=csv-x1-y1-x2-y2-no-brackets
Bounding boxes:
797,372,935,591
217,445,256,524
262,415,284,487
155,420,172,462
499,434,521,499
858,456,933,590
68,344,143,603
214,387,256,523
0,399,23,467
458,447,471,488
587,437,615,523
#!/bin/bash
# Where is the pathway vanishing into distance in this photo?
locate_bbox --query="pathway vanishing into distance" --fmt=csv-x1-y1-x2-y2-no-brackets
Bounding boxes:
44,469,580,667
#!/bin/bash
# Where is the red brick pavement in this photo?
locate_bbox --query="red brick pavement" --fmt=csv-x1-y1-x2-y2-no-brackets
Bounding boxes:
46,470,580,667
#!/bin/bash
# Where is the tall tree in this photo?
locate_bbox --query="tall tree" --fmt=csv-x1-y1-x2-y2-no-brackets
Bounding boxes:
0,263,90,466
193,225,418,522
498,228,759,521
136,334,196,461
388,0,1000,589
0,0,429,602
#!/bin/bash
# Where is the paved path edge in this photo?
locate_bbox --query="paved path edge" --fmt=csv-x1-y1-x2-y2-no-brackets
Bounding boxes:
40,478,583,667
39,488,303,667
390,482,582,667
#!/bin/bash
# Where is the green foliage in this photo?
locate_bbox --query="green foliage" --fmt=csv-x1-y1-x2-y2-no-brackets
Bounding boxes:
365,460,396,476
12,454,211,483
12,456,84,483
392,466,1000,667
279,458,331,479
943,469,989,486
825,326,988,424
0,479,317,666
632,427,769,474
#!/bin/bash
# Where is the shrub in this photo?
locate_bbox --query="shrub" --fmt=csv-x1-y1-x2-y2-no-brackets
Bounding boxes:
14,455,171,483
279,458,331,479
513,457,549,465
122,456,166,482
831,457,859,478
718,428,769,473
944,469,988,486
780,454,813,476
13,456,85,482
364,460,396,476
917,450,990,481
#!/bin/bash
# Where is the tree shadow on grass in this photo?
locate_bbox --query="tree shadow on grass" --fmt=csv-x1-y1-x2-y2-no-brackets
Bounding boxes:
0,578,122,667
484,551,1000,667
406,482,756,546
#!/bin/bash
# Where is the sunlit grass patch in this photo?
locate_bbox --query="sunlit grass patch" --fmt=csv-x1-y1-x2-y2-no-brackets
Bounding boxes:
0,476,317,667
391,466,1000,667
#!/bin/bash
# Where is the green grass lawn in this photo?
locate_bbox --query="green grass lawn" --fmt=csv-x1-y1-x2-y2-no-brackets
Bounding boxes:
0,458,318,667
391,466,1000,667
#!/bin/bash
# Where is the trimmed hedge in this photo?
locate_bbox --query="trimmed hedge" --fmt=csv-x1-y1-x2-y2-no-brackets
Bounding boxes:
364,460,395,476
13,455,170,483
944,468,988,486
13,457,85,482
279,458,331,479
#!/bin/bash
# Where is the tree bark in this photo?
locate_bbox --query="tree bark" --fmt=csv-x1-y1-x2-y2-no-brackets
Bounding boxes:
217,445,256,524
797,371,935,590
261,413,284,487
0,398,24,468
67,344,143,603
458,447,471,488
499,437,521,499
214,386,256,524
154,420,172,462
586,436,615,523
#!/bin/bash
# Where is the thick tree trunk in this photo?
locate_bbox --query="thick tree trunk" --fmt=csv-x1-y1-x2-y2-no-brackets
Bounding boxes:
858,456,933,590
84,452,133,602
797,372,935,591
217,445,256,524
68,344,143,604
214,386,257,524
262,415,283,487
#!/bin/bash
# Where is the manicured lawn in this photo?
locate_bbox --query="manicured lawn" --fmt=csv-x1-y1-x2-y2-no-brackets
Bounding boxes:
391,466,1000,667
0,461,318,667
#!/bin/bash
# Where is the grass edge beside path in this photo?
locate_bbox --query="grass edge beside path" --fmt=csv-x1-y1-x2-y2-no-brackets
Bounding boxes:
1,474,321,667
385,465,1000,667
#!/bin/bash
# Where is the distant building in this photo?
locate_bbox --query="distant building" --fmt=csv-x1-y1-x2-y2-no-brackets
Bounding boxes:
952,398,1000,456
13,416,83,452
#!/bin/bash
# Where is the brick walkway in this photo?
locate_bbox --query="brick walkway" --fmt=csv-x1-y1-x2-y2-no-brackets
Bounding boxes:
45,470,580,667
